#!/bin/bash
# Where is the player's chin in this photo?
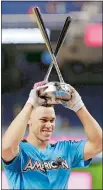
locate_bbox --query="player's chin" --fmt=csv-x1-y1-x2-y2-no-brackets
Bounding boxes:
41,133,52,141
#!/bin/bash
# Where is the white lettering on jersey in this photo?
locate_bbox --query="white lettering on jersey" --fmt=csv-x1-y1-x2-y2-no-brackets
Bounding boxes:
23,157,69,173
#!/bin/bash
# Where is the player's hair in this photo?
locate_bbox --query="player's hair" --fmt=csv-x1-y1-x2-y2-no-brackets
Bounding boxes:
41,103,54,107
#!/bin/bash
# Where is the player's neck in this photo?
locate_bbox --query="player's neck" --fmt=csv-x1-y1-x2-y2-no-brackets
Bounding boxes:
26,133,49,150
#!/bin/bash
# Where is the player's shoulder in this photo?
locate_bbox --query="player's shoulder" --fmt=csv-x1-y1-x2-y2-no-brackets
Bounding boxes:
50,140,73,149
50,139,85,149
20,139,28,144
20,139,30,149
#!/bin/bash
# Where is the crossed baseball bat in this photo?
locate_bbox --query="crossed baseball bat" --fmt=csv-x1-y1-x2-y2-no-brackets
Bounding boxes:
31,7,72,82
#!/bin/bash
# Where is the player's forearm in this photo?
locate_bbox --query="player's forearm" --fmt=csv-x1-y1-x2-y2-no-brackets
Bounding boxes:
2,103,33,149
76,106,102,147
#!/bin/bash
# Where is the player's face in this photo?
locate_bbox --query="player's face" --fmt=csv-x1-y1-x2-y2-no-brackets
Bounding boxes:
30,106,56,142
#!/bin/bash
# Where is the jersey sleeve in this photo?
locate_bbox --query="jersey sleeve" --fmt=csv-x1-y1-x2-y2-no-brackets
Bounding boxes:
2,145,22,172
63,139,92,169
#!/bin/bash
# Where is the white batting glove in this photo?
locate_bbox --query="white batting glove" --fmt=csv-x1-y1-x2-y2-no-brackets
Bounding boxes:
52,82,84,112
26,81,48,108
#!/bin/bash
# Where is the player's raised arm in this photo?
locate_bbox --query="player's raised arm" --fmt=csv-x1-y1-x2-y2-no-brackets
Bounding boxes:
53,82,102,160
2,81,47,162
76,106,102,160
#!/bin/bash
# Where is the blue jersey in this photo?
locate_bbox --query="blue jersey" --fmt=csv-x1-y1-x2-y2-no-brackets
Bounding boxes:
2,140,92,189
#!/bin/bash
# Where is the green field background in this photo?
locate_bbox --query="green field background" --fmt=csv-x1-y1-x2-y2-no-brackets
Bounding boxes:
72,163,102,189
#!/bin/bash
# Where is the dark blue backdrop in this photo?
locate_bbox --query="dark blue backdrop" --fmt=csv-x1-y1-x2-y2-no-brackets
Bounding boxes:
2,1,82,14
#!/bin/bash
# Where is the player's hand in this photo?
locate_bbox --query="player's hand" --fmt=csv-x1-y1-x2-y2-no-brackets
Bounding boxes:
52,82,84,112
26,81,48,108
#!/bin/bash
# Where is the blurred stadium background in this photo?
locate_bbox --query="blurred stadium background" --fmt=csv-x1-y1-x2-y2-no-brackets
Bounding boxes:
1,1,102,189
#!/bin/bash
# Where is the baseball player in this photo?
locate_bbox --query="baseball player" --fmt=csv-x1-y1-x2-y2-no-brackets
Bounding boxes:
2,81,102,189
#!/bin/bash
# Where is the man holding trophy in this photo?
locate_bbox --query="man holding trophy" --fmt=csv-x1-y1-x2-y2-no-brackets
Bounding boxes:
2,7,102,190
